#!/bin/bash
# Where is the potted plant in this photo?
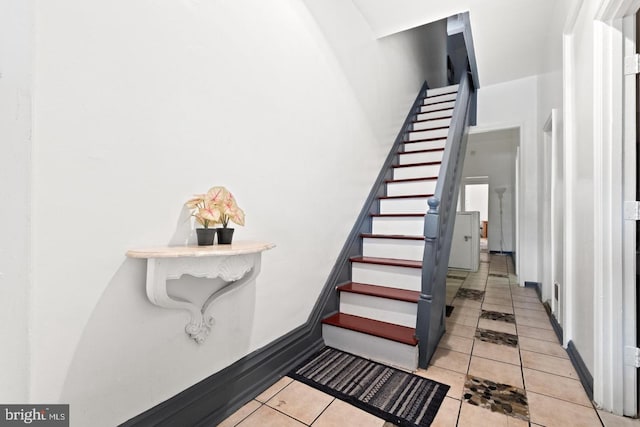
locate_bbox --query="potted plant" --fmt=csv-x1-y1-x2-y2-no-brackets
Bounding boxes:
186,186,245,246
185,193,221,246
206,186,245,244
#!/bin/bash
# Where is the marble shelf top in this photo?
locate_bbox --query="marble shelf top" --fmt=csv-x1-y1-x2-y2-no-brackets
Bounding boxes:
126,241,275,259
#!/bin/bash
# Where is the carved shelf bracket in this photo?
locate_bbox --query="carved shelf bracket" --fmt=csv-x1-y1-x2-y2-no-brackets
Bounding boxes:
127,241,275,344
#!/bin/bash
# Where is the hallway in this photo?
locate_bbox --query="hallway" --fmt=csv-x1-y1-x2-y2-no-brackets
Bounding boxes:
218,254,631,427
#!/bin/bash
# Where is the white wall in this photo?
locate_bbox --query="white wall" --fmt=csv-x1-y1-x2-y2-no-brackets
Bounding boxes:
560,0,601,377
302,0,448,139
0,0,33,403
462,131,517,253
475,76,539,282
27,0,445,424
465,184,488,222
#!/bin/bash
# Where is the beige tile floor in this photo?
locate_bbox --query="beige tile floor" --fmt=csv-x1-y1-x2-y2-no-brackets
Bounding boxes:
218,252,638,427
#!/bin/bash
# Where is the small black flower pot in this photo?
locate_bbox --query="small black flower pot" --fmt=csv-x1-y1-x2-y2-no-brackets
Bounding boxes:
196,228,216,246
217,227,234,245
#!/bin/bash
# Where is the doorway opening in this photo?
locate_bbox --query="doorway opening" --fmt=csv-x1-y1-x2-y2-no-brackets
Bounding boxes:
461,177,489,253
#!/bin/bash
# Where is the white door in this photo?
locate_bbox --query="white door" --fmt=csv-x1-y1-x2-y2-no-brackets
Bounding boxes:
449,212,480,271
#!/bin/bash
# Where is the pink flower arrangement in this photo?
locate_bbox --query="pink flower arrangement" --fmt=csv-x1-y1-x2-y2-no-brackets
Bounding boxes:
186,186,245,229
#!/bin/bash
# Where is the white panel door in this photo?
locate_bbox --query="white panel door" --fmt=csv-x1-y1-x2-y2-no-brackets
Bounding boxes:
448,212,480,271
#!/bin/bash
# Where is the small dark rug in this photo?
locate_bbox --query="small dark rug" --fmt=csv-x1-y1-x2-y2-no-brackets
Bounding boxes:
289,347,449,427
463,374,529,421
480,310,515,324
475,328,518,347
445,305,454,317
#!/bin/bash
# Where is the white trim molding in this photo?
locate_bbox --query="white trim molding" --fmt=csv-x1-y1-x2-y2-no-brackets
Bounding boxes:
562,19,578,350
621,12,638,417
592,0,638,416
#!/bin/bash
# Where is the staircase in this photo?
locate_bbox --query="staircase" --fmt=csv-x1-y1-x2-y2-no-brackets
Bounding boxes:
321,84,460,370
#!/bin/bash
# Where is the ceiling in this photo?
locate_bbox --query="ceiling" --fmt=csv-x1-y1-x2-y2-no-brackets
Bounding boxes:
351,0,570,87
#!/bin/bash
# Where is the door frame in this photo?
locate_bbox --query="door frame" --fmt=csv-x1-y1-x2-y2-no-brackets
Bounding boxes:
592,0,639,415
542,110,562,317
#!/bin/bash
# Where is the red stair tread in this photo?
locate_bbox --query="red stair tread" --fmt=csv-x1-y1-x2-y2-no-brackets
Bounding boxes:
399,148,445,154
361,233,424,241
385,176,438,183
392,162,441,169
408,126,449,133
378,194,433,200
422,99,456,107
350,256,422,269
421,98,456,105
371,213,425,217
404,136,447,143
398,150,444,156
413,116,452,124
418,106,454,114
424,90,457,99
338,282,420,303
322,313,418,346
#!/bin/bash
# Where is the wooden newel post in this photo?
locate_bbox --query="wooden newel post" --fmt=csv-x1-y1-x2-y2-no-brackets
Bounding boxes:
424,197,440,239
416,196,441,368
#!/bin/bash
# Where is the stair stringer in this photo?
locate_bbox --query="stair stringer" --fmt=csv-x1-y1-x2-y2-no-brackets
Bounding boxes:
307,81,430,338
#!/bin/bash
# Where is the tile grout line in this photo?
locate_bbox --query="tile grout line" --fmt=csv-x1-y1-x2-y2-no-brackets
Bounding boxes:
231,401,263,427
307,396,336,426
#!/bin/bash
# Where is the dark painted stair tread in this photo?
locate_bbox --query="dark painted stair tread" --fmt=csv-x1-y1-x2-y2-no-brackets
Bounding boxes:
422,97,456,105
371,213,426,217
350,256,422,269
385,176,438,183
407,126,449,133
392,161,441,169
418,106,454,114
361,233,425,241
378,194,433,200
413,116,452,124
399,147,445,154
322,313,418,346
423,90,457,99
404,136,448,143
337,282,420,303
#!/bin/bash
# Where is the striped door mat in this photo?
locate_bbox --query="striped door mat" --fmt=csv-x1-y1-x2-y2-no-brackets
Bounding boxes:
289,347,449,427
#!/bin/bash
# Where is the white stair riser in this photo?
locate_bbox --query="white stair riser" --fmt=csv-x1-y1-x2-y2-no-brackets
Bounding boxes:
417,110,453,121
413,118,451,131
399,150,443,165
394,164,441,180
426,85,459,97
420,101,455,113
403,139,447,153
372,216,425,235
339,293,417,328
387,180,437,197
351,262,421,290
379,198,429,214
423,92,457,105
362,237,425,262
408,128,449,141
322,324,418,370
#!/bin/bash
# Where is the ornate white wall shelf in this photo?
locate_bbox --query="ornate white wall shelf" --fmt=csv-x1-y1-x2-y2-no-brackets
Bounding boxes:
127,241,275,344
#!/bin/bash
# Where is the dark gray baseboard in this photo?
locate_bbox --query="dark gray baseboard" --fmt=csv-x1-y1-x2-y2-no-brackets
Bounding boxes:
524,281,542,301
120,326,324,427
532,287,591,402
567,340,594,401
542,301,563,343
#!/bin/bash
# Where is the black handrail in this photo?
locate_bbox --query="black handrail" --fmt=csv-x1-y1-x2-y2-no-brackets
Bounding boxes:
415,71,475,368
